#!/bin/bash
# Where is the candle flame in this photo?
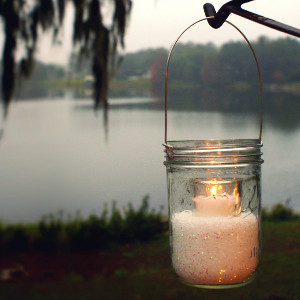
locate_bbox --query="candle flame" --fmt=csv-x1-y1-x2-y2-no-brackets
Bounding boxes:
210,185,218,195
209,179,223,196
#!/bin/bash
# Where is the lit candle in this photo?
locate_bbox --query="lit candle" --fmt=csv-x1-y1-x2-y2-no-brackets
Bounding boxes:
171,179,259,286
191,179,241,217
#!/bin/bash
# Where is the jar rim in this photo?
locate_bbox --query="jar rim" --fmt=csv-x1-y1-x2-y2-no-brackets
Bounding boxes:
164,139,263,166
166,139,262,149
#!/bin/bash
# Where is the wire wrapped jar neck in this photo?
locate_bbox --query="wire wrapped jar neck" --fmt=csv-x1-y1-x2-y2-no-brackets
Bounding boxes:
164,139,263,168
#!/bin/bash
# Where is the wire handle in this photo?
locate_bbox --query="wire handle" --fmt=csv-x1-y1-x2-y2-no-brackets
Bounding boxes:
164,17,263,146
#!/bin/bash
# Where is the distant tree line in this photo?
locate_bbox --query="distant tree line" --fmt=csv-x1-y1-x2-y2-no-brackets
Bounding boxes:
10,36,300,114
15,36,300,90
114,36,300,89
0,61,65,82
108,36,300,113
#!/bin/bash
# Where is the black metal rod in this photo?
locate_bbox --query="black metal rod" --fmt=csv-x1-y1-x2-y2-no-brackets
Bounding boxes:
228,5,300,38
204,2,300,38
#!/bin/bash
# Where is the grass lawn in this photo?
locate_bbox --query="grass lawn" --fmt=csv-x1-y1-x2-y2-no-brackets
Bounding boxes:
1,220,299,300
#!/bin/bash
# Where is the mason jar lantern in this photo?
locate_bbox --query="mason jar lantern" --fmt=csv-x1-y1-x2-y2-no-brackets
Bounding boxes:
163,19,264,289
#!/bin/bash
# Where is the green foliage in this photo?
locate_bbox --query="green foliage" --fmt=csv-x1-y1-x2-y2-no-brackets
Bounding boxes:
12,37,300,107
0,200,298,253
110,37,300,88
27,62,66,81
67,272,84,283
2,225,30,251
262,203,299,221
0,195,165,252
113,269,128,278
113,48,168,80
261,207,269,221
122,195,164,242
262,203,299,222
104,37,300,111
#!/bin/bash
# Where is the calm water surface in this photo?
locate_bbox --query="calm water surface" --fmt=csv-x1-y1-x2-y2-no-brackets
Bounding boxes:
0,97,299,222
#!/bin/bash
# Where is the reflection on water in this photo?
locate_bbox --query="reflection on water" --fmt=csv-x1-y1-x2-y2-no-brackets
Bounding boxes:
14,83,300,131
167,89,300,132
0,95,299,222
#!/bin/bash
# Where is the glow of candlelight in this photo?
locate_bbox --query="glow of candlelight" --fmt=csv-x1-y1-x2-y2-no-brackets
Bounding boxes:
208,179,223,196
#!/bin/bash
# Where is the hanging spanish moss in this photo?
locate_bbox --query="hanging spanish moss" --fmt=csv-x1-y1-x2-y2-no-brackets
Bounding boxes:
0,0,132,115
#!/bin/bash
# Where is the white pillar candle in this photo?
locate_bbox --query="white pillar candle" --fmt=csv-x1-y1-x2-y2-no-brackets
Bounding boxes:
192,194,240,217
171,210,259,285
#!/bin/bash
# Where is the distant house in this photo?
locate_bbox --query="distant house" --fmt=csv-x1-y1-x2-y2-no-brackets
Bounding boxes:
128,71,150,81
84,75,94,89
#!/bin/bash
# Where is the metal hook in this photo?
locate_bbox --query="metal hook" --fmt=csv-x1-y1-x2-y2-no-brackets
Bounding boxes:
203,0,300,38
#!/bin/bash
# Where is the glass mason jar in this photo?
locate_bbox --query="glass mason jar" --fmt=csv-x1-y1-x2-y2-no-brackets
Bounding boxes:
164,139,263,289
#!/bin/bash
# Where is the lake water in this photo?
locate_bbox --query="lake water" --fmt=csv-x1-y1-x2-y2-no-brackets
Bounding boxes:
0,97,299,222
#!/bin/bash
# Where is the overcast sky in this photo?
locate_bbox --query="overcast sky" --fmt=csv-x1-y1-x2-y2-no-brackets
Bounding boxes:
2,0,300,65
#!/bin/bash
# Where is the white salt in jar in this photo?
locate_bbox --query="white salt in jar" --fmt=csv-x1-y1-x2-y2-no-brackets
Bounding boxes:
164,139,263,288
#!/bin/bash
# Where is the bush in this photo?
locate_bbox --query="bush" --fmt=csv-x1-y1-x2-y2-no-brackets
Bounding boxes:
268,203,296,221
262,203,299,221
0,195,165,252
5,226,29,251
1,200,298,253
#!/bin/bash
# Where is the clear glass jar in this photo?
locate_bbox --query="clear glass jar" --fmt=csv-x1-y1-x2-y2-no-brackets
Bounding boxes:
164,139,263,289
